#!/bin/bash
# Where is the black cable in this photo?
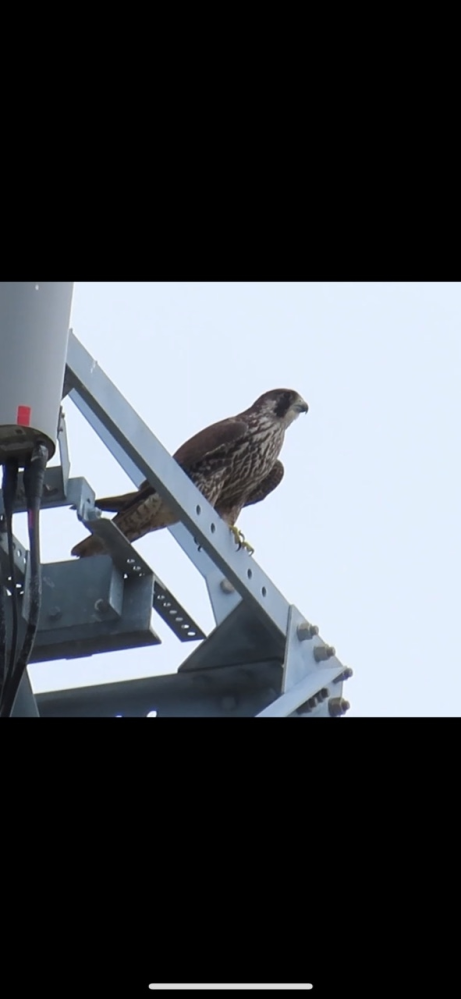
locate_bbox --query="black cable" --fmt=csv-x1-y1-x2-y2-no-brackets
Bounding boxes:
0,460,19,707
0,444,47,718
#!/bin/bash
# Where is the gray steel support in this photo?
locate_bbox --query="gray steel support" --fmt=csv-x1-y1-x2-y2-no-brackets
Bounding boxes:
1,327,352,717
10,671,40,717
0,519,204,657
36,661,285,717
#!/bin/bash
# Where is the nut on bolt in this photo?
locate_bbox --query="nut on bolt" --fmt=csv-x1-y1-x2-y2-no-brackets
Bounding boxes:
298,690,329,713
333,667,354,684
314,644,336,662
297,700,312,714
297,621,319,641
328,697,350,717
94,598,110,614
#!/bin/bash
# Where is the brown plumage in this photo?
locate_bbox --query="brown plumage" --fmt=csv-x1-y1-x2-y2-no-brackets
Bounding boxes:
71,388,308,558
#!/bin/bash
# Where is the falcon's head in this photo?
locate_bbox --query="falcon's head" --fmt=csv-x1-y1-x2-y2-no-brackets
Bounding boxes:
250,389,309,427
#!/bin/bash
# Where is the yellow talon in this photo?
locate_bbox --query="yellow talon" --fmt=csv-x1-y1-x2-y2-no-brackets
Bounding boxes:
229,525,244,546
229,525,254,555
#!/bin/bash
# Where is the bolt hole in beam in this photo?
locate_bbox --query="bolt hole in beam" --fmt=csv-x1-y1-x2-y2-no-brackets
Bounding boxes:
210,523,216,533
196,505,201,515
247,569,252,579
261,586,267,596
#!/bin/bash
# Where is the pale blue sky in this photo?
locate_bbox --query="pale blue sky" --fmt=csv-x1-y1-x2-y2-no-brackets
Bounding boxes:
26,282,460,715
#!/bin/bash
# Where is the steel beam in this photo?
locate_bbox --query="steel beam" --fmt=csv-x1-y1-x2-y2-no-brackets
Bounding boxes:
10,670,40,717
36,660,285,717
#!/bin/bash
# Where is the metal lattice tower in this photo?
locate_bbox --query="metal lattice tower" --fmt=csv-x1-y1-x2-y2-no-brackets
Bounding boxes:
0,304,353,716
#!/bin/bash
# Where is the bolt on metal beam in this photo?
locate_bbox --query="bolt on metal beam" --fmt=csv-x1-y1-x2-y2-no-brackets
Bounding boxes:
297,621,319,641
257,666,346,717
328,697,350,717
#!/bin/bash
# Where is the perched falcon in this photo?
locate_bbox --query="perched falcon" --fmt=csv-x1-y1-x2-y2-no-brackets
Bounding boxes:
71,388,308,558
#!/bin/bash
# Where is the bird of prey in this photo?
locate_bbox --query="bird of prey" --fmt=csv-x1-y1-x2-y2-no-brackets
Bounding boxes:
71,388,308,558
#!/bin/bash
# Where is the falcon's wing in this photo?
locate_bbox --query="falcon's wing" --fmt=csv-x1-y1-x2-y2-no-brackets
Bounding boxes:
244,460,284,507
95,417,249,514
173,417,249,468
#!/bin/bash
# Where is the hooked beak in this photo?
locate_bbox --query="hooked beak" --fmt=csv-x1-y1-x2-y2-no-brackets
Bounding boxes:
294,400,309,414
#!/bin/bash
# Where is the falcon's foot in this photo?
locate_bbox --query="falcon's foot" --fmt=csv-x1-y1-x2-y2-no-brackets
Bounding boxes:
229,525,254,555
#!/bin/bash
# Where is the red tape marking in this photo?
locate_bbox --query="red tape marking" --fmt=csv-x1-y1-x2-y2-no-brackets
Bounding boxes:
16,405,31,426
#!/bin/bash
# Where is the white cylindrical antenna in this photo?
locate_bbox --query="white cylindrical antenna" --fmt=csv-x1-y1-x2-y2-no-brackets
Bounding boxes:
0,282,74,463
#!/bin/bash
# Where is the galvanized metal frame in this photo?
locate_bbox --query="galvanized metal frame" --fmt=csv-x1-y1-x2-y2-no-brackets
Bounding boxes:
3,329,353,717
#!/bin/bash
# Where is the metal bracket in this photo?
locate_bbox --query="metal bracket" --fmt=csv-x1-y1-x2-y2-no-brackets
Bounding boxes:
256,606,346,717
30,559,160,662
79,502,204,641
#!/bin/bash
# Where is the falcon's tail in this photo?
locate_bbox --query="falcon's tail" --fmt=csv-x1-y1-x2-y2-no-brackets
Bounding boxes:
71,484,179,558
71,535,108,558
94,490,140,513
70,490,139,558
